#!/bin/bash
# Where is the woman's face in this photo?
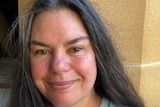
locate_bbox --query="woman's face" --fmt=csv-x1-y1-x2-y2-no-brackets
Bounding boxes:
30,9,99,106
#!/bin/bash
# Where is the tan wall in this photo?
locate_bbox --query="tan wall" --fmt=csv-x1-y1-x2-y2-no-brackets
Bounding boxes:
91,0,160,106
140,0,160,106
18,0,160,106
90,0,146,92
18,0,34,15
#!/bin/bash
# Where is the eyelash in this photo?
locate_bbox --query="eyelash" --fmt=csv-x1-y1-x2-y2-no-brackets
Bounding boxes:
33,49,49,55
69,47,84,53
30,46,85,56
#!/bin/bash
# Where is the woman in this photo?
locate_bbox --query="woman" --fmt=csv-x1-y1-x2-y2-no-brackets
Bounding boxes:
7,0,144,107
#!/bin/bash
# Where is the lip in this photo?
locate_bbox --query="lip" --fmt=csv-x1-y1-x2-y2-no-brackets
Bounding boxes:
47,80,76,90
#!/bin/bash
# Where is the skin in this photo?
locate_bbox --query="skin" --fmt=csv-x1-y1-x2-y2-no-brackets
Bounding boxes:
30,8,101,107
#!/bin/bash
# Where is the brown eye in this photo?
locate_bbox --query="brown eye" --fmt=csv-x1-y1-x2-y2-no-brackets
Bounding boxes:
70,47,83,53
34,50,49,55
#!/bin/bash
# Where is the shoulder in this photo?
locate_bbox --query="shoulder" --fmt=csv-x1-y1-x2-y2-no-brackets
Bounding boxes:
100,98,122,107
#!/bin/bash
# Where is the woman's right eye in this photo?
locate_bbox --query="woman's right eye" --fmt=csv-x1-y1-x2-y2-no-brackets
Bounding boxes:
33,49,49,55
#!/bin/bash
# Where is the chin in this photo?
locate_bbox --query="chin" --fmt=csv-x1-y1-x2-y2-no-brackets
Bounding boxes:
49,95,79,107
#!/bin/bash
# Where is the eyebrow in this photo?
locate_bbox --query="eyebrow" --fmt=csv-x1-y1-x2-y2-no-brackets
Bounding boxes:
30,40,51,48
65,36,89,45
30,36,89,47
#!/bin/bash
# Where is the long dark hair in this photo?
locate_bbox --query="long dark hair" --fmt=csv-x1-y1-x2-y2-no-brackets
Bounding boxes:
7,0,144,107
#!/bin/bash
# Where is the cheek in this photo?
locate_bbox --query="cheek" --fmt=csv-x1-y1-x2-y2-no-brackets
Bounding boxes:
73,53,97,80
78,54,97,91
30,59,48,80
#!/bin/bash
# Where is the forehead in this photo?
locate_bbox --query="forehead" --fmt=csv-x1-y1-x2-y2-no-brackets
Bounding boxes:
32,8,85,31
31,8,89,46
33,7,81,25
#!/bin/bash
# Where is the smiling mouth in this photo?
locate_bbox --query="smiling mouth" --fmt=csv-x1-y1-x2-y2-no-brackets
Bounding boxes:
48,80,76,90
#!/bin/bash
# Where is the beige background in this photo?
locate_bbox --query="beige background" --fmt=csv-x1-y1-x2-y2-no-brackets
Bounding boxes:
0,0,159,107
90,1,160,107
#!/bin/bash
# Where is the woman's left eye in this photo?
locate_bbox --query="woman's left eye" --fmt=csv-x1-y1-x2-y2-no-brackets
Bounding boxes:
69,47,84,53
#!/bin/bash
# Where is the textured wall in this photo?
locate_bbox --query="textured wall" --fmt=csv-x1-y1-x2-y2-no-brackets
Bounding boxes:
90,0,146,92
90,0,160,106
140,0,160,106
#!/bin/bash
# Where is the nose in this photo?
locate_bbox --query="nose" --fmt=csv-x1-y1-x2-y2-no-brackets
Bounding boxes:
49,52,70,73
